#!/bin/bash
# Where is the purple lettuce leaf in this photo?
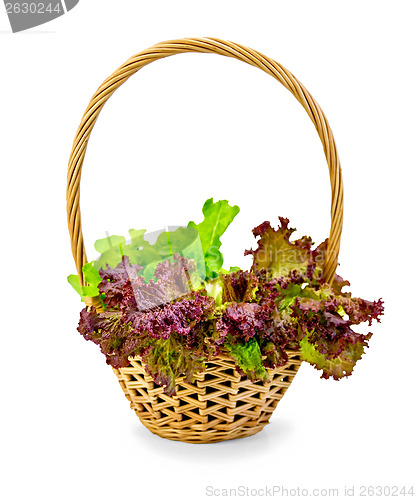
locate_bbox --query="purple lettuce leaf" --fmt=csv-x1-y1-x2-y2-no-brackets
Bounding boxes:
215,302,270,342
299,330,372,380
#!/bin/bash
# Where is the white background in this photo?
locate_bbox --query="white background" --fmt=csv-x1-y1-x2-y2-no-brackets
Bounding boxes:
1,1,415,499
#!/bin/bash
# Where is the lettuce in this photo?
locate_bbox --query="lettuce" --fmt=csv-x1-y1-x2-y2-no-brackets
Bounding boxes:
225,338,268,382
72,202,384,394
299,331,371,380
68,198,238,299
245,218,325,279
188,198,240,279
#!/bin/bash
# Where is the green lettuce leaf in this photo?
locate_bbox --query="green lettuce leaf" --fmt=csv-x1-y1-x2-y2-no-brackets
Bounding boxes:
67,274,82,299
94,235,126,270
224,337,269,382
95,226,206,282
67,263,102,300
125,227,203,272
81,262,101,297
188,198,240,279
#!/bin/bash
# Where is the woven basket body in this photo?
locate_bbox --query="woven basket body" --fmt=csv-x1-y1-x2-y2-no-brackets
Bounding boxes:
113,351,301,443
67,38,343,443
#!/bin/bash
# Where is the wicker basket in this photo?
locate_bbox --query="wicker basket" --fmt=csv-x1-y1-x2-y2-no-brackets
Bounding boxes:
66,38,343,444
113,351,302,443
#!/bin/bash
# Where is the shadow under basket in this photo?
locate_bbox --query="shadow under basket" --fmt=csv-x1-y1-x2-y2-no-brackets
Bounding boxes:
113,350,302,444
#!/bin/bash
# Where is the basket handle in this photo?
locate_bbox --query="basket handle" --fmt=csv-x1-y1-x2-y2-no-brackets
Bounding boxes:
67,37,343,287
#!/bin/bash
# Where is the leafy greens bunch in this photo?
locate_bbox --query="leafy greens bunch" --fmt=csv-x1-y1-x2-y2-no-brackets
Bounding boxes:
69,199,383,395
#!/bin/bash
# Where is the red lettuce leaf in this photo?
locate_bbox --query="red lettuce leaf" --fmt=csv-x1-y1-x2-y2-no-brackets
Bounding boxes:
299,330,372,380
216,302,270,342
124,293,215,340
245,218,324,280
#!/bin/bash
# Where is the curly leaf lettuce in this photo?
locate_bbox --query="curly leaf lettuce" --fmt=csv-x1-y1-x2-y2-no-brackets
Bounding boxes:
67,263,103,301
245,218,325,279
72,204,384,394
143,335,208,396
225,338,268,382
299,330,370,380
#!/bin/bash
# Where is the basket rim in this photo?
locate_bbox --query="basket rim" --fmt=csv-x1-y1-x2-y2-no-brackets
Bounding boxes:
126,348,302,365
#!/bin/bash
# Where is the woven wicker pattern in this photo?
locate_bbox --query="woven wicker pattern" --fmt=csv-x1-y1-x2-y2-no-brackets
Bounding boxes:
67,38,344,442
113,351,301,443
